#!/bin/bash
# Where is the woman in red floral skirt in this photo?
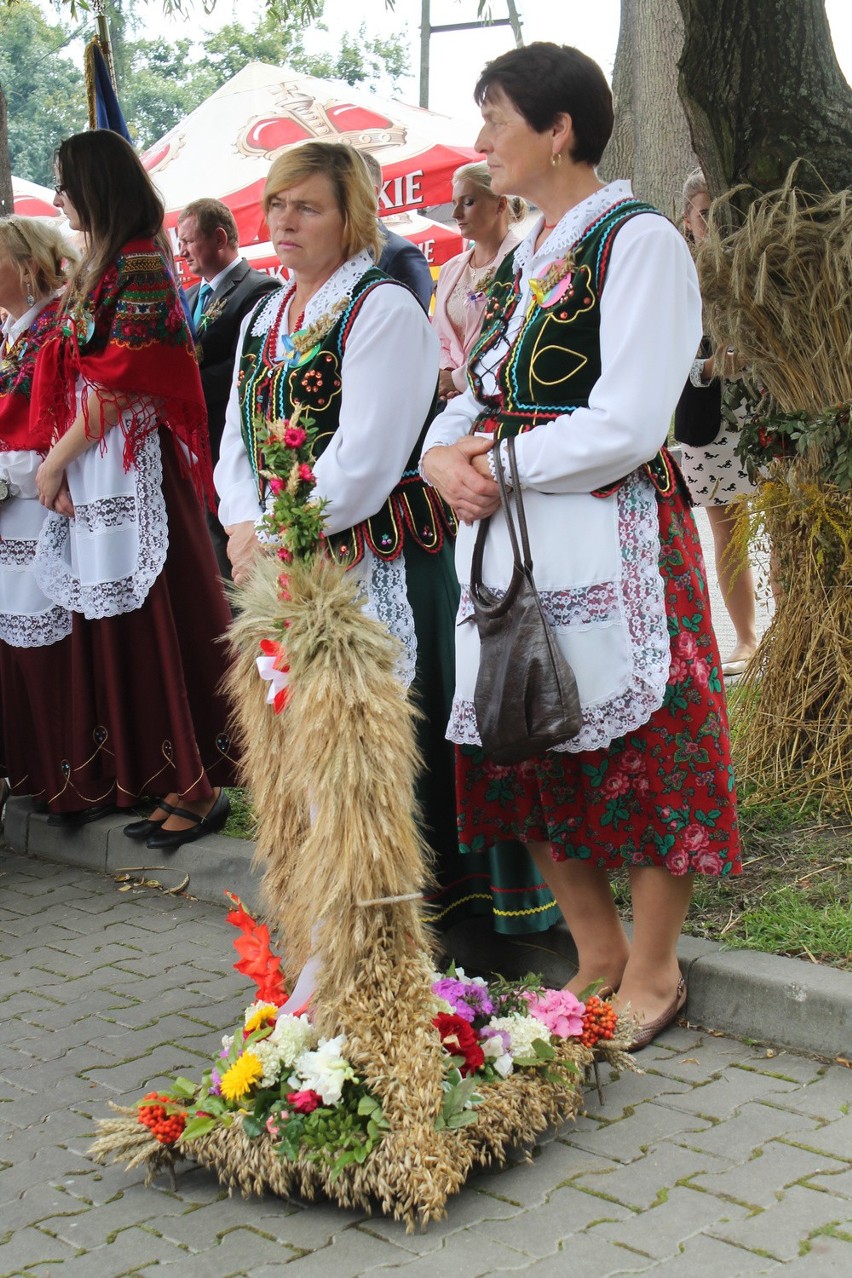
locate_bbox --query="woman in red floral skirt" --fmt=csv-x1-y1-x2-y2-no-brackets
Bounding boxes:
422,43,741,1049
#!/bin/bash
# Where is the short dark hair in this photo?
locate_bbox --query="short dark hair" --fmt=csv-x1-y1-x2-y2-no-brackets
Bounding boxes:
178,198,239,248
474,43,613,167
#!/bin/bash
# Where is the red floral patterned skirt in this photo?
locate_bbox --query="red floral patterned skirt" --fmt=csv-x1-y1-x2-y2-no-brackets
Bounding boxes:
455,490,742,877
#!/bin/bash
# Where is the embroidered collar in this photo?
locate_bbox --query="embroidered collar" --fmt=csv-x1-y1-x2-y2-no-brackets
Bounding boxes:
251,249,375,344
513,181,634,283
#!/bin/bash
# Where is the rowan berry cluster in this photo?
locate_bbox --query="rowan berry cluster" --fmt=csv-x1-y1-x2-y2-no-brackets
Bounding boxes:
580,996,618,1048
138,1092,187,1145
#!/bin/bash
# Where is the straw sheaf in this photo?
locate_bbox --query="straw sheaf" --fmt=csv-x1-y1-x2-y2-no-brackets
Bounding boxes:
731,475,852,816
225,551,434,987
695,167,852,414
89,1052,605,1229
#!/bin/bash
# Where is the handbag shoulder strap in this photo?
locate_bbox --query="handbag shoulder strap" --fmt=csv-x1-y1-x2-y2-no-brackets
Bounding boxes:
470,435,533,591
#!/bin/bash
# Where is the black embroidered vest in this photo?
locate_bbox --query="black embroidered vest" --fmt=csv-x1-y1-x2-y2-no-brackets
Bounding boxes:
467,198,679,500
238,268,454,565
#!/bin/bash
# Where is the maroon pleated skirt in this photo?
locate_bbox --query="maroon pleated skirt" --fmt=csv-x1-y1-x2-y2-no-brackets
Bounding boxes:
1,433,238,813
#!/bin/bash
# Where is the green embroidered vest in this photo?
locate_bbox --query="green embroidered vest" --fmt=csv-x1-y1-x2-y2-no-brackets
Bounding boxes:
238,267,454,565
467,198,679,499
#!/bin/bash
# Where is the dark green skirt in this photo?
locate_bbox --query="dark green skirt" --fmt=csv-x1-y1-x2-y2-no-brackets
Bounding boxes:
404,540,559,936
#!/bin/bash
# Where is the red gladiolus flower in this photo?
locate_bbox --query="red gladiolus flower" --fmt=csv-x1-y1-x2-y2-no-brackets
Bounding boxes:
434,1012,485,1076
225,893,287,1006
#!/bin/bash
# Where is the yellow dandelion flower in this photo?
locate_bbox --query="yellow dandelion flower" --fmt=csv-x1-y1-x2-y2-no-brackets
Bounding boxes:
219,1051,263,1102
244,1003,278,1035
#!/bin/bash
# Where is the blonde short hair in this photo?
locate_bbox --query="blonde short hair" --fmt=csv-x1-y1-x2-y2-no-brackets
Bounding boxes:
0,215,76,300
262,141,382,260
452,161,527,224
682,167,708,216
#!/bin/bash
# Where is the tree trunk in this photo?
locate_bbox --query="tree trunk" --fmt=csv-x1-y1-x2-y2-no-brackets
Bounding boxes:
0,86,12,218
601,0,697,219
677,0,852,196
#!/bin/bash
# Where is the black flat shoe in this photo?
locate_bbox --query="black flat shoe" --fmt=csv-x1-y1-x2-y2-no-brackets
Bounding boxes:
47,803,119,827
145,790,230,852
123,801,175,841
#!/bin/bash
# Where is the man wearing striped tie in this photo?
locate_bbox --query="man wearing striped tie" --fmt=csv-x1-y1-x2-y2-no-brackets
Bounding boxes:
177,199,279,581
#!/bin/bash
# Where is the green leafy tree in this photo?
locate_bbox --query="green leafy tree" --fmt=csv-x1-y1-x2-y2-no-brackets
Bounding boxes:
0,0,86,186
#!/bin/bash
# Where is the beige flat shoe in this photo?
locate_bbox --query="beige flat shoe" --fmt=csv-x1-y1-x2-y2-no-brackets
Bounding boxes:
628,976,687,1052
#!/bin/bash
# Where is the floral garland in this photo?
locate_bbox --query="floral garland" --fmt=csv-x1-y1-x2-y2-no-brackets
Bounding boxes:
128,901,630,1177
253,402,327,714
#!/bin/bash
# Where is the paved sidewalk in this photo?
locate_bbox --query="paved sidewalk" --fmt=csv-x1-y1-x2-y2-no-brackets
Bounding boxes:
2,851,851,1278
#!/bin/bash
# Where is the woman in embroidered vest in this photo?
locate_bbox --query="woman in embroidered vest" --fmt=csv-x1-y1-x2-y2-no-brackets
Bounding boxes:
30,129,237,844
432,162,525,405
422,43,742,1050
215,140,559,940
0,217,76,815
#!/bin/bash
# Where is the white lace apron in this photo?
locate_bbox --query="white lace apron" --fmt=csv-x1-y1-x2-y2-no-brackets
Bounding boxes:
33,406,168,620
449,469,671,753
0,450,72,646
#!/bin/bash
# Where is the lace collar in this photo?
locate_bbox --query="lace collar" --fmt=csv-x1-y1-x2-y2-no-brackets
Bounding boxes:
513,181,634,281
251,249,375,339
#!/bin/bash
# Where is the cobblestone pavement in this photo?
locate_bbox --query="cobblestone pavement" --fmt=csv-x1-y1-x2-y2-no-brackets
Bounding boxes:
2,853,850,1277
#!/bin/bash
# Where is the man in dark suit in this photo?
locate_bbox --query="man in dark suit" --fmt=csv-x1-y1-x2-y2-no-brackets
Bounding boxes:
360,151,434,313
177,198,280,580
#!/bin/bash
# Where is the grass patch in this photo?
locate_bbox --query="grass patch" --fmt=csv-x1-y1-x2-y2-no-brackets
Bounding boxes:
223,787,257,841
614,798,852,969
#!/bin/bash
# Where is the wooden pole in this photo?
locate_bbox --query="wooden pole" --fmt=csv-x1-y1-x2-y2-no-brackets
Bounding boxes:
92,1,118,90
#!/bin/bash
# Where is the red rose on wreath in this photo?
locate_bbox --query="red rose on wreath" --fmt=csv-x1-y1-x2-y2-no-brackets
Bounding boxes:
434,1012,485,1076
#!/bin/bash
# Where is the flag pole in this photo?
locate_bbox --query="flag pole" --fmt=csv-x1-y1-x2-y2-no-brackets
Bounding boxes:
92,1,118,90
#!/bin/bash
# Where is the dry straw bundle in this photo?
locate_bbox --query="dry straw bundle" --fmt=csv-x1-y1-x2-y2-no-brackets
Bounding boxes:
695,168,852,815
90,550,636,1228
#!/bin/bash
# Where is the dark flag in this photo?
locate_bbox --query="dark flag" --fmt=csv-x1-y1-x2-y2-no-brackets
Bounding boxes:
84,40,132,142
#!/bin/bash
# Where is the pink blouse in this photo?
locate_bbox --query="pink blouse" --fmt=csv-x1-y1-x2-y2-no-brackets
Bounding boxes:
431,231,521,394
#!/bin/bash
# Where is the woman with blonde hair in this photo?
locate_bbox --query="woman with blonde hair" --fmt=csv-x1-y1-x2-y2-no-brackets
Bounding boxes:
216,140,553,937
0,217,76,813
433,161,526,403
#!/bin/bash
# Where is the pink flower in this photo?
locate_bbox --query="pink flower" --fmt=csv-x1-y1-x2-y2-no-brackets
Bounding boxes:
266,1113,287,1138
297,463,315,483
669,656,690,682
268,477,285,495
667,847,690,876
287,1089,321,1114
693,847,723,874
283,426,308,448
620,748,644,774
601,771,630,799
277,547,293,563
526,988,585,1039
681,823,710,854
692,659,710,688
675,631,699,660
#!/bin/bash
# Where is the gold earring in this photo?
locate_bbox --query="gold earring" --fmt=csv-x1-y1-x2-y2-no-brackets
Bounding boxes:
551,152,562,168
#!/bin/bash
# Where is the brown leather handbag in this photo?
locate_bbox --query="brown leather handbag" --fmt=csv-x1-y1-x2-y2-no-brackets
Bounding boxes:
469,436,582,765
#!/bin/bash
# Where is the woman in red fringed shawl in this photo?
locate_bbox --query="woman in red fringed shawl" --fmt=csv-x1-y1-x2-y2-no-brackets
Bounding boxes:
0,217,75,815
30,130,237,846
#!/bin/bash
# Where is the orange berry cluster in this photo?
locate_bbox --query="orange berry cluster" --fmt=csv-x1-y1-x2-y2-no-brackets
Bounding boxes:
138,1092,187,1146
580,996,618,1048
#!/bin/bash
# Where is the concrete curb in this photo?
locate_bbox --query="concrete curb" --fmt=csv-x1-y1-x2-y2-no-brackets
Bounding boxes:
5,797,851,1062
